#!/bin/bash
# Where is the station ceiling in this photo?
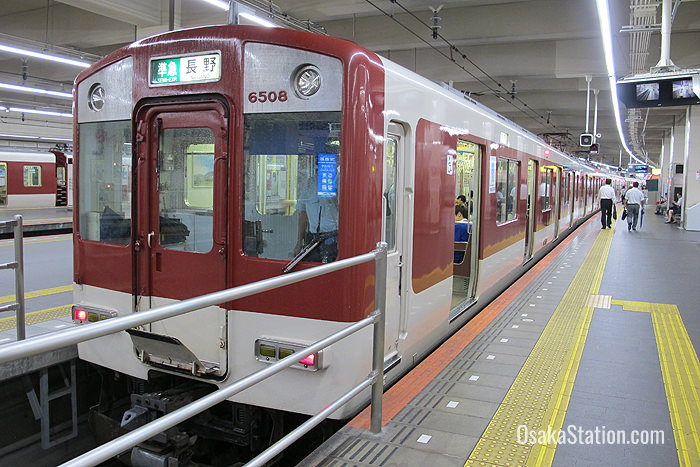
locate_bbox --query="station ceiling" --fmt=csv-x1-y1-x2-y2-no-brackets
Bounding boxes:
1,0,699,169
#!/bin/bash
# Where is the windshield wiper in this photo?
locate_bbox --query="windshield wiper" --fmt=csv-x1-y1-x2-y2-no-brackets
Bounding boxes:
282,232,333,273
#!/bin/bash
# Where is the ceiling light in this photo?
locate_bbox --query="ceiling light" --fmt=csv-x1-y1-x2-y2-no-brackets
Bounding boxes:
239,12,276,28
8,106,72,118
0,44,90,68
595,0,655,168
200,0,228,10
0,82,72,99
0,133,36,139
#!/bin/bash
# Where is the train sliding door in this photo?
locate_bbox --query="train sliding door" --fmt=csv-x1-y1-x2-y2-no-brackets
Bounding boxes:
451,139,480,314
132,100,229,377
383,123,408,359
524,159,537,261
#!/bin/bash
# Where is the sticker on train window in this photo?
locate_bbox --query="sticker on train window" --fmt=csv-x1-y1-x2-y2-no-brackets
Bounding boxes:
317,153,337,198
150,52,221,86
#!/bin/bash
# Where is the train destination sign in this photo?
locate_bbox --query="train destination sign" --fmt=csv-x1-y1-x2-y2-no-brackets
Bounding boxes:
150,52,221,86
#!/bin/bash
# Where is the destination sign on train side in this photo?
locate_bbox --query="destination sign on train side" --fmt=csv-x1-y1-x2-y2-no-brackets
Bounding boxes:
150,52,221,86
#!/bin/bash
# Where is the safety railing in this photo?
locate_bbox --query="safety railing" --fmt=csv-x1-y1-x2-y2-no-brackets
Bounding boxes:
0,241,388,467
0,215,26,341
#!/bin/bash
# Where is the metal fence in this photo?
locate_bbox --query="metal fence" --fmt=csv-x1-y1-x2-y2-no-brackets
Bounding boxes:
0,215,25,340
0,240,388,467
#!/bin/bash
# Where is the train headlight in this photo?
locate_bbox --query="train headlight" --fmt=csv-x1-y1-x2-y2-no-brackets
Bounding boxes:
72,305,117,324
255,338,324,371
292,65,321,99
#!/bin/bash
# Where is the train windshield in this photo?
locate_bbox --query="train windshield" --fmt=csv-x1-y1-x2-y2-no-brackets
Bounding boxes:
243,112,341,262
78,120,132,244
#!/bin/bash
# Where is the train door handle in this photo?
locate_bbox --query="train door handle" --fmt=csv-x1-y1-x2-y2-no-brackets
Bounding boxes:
147,231,155,248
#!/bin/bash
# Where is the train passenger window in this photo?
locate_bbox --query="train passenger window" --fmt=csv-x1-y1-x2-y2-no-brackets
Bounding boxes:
158,128,214,253
496,158,518,224
541,167,553,211
243,112,341,261
78,120,132,244
23,166,42,187
384,136,397,251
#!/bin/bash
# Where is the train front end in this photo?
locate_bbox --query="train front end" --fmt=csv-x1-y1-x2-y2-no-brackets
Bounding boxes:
72,24,385,423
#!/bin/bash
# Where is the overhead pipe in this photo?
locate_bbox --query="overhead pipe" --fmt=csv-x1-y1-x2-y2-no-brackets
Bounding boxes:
585,75,592,133
656,0,675,69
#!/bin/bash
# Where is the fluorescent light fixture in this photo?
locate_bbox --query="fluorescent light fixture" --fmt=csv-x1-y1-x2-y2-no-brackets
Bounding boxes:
0,133,72,141
9,106,72,118
239,12,276,28
0,105,6,111
0,44,90,68
0,133,36,139
595,0,656,169
40,136,72,141
200,0,228,10
199,1,276,27
0,82,72,99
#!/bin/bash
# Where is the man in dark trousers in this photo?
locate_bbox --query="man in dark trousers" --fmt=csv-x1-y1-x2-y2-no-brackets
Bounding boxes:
598,178,616,229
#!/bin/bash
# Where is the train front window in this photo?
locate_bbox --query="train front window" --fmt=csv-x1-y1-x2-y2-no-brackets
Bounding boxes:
158,129,215,253
78,120,132,244
243,112,341,262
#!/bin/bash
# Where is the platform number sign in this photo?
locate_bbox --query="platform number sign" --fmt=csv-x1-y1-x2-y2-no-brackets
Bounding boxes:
317,154,337,198
150,52,221,86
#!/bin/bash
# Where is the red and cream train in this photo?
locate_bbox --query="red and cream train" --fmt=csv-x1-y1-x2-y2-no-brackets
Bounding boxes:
0,149,71,208
71,25,615,462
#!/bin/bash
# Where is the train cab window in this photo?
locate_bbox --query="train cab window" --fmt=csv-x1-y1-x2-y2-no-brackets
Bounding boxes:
496,158,518,224
243,112,341,262
78,120,132,244
158,128,215,253
23,166,42,187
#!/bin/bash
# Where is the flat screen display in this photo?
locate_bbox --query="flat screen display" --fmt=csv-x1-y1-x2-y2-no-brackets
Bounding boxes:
636,82,659,101
672,79,694,99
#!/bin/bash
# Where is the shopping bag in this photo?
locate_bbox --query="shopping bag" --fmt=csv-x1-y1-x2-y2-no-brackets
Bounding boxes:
621,208,627,220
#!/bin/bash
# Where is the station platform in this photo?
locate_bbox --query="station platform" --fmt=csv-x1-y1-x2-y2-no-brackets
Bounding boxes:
302,210,700,466
0,206,73,238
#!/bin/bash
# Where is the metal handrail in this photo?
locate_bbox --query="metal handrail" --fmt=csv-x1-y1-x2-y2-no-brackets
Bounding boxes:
0,241,387,466
0,215,25,340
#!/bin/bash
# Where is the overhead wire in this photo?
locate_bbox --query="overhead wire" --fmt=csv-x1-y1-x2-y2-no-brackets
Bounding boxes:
364,0,560,130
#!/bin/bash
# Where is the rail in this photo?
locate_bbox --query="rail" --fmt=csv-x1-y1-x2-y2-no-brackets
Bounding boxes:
0,215,25,340
0,241,388,466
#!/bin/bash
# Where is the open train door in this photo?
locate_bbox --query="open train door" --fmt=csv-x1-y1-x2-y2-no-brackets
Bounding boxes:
524,159,537,262
132,100,229,378
382,122,409,365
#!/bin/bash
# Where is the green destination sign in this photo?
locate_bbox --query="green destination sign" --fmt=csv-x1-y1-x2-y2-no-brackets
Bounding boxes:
150,52,221,86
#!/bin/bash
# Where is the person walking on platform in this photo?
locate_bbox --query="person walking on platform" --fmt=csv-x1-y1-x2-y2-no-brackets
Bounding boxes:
598,178,615,229
624,181,644,231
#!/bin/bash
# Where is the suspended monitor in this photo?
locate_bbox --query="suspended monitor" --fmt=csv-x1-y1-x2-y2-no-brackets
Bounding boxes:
618,71,700,108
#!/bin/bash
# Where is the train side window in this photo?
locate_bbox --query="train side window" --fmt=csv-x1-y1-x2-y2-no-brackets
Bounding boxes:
243,112,341,261
496,158,518,224
541,167,553,211
23,166,42,187
78,120,132,244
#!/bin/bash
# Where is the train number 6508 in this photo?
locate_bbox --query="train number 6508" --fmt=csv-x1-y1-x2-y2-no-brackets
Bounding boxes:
248,91,288,103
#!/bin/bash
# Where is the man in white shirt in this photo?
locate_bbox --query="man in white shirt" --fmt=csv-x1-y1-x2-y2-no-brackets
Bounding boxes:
624,181,645,231
598,178,616,229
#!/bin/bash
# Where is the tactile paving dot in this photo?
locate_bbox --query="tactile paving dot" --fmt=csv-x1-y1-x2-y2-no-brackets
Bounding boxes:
468,437,530,466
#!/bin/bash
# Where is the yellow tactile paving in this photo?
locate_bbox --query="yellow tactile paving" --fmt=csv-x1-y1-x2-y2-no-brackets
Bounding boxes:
611,299,700,467
0,284,73,304
0,304,72,332
465,228,614,467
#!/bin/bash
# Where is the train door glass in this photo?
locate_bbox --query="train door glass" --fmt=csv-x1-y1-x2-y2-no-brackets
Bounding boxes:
0,162,6,206
134,102,228,377
583,175,588,213
524,159,537,261
553,168,561,238
452,139,480,312
383,123,406,357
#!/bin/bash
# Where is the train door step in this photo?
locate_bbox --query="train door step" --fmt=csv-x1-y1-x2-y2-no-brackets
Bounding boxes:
126,328,220,376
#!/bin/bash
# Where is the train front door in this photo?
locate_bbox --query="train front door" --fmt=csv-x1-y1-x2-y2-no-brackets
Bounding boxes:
133,101,229,377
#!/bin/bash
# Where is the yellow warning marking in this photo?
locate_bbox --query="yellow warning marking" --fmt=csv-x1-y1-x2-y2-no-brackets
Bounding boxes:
22,217,72,223
0,304,72,332
0,285,73,305
611,300,700,467
465,226,614,467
